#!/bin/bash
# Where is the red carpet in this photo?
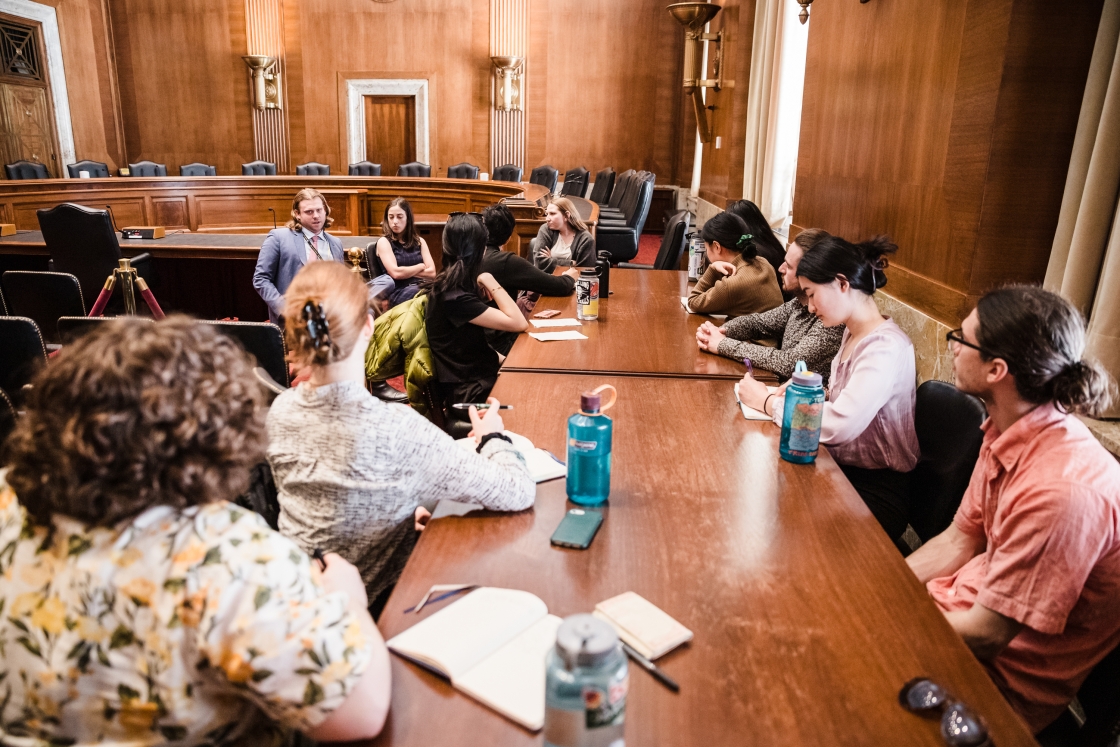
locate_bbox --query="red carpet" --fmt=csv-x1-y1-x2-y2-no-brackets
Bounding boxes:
633,233,661,265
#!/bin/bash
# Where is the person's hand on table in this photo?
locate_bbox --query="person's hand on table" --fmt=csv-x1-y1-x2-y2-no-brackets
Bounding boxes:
738,372,773,415
468,396,506,444
710,260,737,277
414,506,431,532
696,321,726,353
316,552,369,609
563,267,580,279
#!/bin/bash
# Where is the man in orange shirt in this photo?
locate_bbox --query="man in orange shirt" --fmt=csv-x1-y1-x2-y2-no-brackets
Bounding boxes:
907,285,1120,733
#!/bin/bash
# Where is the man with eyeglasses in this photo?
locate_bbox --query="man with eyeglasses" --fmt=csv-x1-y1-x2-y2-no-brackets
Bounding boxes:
907,285,1120,734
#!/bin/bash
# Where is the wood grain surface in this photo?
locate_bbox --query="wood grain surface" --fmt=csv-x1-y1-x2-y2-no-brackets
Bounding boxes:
502,268,774,380
370,373,1037,747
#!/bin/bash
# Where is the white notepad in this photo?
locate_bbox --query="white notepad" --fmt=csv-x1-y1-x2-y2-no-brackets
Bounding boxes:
593,591,693,660
528,330,588,341
529,318,582,328
680,296,698,314
387,587,562,731
457,431,566,483
733,382,779,421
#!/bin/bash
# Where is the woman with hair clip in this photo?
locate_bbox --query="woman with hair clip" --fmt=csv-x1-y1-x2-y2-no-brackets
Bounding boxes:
532,196,596,273
425,212,528,414
726,199,789,284
375,197,436,307
737,235,920,552
685,211,784,317
267,260,534,617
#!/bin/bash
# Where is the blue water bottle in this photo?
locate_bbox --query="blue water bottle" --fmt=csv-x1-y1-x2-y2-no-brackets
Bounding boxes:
566,384,617,505
779,362,825,464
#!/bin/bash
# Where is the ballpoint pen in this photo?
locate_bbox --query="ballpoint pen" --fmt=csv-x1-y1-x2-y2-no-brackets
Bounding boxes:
451,403,514,410
744,358,753,377
622,642,680,693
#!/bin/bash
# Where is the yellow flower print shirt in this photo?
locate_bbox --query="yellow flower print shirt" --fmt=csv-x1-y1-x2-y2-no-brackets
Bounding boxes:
0,477,371,746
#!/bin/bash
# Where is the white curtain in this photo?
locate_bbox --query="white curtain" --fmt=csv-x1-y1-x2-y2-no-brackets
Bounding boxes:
742,0,809,235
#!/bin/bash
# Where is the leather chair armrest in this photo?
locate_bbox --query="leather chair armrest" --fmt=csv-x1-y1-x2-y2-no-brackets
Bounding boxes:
596,224,637,235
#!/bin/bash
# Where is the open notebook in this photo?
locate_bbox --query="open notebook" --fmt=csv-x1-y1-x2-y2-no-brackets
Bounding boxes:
456,430,567,482
387,587,562,731
733,382,779,421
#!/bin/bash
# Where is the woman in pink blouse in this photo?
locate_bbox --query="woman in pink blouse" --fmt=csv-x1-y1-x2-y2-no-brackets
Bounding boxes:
739,235,919,551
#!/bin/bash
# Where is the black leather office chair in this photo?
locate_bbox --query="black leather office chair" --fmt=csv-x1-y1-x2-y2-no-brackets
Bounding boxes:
560,167,590,198
617,211,691,271
180,162,217,176
0,317,47,407
907,380,987,546
0,283,6,314
598,169,637,221
349,161,382,176
5,160,49,180
1038,643,1120,747
57,315,154,344
447,162,480,179
397,162,431,177
0,387,15,447
1,271,86,346
36,203,153,311
242,160,277,176
67,160,110,178
296,162,330,176
588,167,616,205
128,160,167,177
492,164,523,182
529,165,559,193
596,177,654,263
201,320,289,388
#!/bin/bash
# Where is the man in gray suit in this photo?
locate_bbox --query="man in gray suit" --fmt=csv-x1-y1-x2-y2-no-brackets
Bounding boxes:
253,187,393,323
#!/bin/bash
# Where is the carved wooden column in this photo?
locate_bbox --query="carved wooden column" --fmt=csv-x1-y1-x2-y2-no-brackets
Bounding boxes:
246,0,290,172
490,0,527,173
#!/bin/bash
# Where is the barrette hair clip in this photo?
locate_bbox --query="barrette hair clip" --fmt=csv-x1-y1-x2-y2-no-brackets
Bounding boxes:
302,301,332,350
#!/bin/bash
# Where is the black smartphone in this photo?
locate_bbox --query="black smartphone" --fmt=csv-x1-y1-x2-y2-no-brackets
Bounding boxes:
550,508,604,549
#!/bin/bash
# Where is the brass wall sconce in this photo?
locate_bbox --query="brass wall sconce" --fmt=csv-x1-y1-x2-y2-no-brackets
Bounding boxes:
491,55,524,111
796,0,871,25
668,2,724,143
242,55,283,110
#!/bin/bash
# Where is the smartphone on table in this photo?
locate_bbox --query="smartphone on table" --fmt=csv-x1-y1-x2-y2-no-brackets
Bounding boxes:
550,508,603,549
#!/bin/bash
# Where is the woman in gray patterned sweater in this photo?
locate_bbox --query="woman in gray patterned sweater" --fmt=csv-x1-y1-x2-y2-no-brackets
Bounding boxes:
266,261,535,612
696,228,843,383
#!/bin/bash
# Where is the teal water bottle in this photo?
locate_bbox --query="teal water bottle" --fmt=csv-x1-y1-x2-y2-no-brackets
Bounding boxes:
566,385,617,506
779,362,825,464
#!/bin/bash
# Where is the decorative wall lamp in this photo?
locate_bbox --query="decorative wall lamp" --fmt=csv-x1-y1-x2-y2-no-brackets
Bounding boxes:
795,0,871,25
668,2,724,143
490,55,524,111
242,55,283,110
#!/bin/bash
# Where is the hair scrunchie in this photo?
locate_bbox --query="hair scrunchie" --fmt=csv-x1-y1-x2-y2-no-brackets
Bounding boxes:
737,233,754,249
302,300,332,353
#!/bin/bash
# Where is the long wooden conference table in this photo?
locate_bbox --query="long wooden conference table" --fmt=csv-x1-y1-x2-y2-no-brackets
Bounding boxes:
371,269,1038,746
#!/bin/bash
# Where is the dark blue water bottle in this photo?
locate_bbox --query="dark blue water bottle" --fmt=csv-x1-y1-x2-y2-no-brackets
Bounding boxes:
779,362,825,464
566,385,617,506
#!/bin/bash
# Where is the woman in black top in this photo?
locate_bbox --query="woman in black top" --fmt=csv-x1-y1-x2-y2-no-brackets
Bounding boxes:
376,197,436,307
423,213,527,412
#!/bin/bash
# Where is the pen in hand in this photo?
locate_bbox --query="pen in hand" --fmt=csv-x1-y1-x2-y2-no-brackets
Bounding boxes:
451,403,514,410
311,548,327,572
744,358,753,377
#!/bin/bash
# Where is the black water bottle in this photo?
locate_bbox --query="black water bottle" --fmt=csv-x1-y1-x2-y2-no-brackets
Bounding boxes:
595,251,611,298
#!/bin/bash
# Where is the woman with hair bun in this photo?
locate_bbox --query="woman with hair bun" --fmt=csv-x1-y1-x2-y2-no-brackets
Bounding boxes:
267,260,534,616
685,211,784,317
738,234,920,551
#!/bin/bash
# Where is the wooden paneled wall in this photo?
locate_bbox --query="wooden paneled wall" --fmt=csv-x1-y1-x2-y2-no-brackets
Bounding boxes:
793,0,1104,325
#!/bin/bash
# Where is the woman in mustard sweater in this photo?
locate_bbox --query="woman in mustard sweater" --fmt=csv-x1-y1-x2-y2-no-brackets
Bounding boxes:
686,212,784,317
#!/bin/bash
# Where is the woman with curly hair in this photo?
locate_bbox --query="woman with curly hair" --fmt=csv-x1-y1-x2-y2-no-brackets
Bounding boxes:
0,317,390,745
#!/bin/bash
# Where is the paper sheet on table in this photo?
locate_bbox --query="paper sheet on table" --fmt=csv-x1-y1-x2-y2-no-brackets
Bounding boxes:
734,382,779,421
529,318,582,328
680,296,698,314
528,330,588,341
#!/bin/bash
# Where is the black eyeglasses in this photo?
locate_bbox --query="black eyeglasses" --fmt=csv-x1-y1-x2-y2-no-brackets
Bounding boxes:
945,328,987,355
899,678,991,747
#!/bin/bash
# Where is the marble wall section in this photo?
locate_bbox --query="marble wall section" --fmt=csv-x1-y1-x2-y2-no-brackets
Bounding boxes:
875,291,954,385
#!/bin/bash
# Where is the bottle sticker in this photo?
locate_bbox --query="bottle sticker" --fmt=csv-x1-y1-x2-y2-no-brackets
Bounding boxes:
583,681,626,729
570,438,598,452
787,426,820,454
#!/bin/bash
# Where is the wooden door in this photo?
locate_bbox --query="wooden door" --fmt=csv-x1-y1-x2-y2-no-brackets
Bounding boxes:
0,15,59,177
364,95,415,176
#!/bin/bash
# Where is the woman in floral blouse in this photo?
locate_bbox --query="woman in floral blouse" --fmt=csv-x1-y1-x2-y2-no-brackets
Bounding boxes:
0,317,390,746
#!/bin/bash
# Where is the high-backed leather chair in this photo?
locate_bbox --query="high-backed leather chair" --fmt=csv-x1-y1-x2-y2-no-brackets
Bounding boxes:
529,165,559,193
180,162,217,176
598,169,637,221
596,177,654,263
588,167,615,205
0,387,15,447
0,317,47,406
560,167,590,198
907,380,987,546
397,162,431,177
57,315,153,345
201,320,290,388
618,211,691,271
447,162,480,179
242,160,277,176
492,164,523,182
1,271,86,346
36,203,153,309
67,160,110,178
296,162,330,176
128,160,167,177
5,160,49,180
349,161,382,176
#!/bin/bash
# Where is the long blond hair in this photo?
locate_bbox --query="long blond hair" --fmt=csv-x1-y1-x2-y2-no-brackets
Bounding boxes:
285,188,334,231
549,196,587,234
